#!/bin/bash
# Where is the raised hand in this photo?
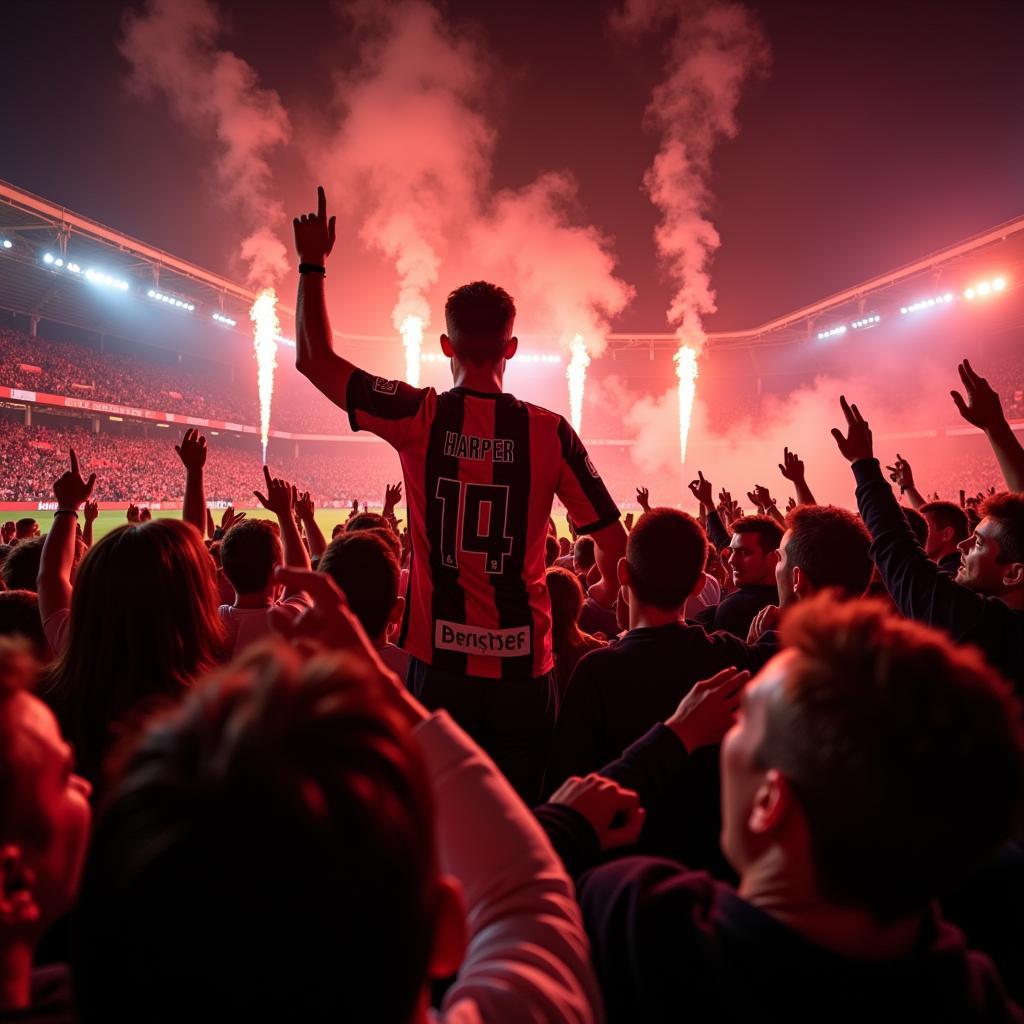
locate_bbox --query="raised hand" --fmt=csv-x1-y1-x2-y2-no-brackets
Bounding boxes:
831,395,874,463
778,447,805,482
206,508,215,539
636,486,651,513
786,496,797,513
83,499,99,524
666,667,750,752
53,450,96,511
624,511,634,532
548,774,646,851
951,359,1005,432
383,481,403,517
294,490,315,521
687,471,713,510
1,522,14,544
293,185,336,265
174,428,207,471
254,466,295,518
220,505,246,532
885,453,914,492
746,484,775,511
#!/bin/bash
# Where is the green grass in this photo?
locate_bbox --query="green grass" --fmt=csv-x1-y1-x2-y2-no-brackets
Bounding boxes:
29,509,576,541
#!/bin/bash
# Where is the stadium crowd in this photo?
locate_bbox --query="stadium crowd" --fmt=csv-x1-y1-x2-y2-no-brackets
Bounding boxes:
2,202,1024,1021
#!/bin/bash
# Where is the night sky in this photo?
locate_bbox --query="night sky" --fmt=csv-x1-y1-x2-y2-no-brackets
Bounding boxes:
3,0,1023,335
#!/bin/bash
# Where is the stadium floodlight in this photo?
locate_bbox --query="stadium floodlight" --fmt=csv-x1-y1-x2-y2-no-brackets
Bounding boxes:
83,268,130,292
965,276,1008,299
43,253,55,264
993,277,1006,291
54,258,64,268
899,292,955,314
212,312,237,326
816,325,847,340
148,288,194,311
851,314,881,329
977,281,991,296
1,239,12,250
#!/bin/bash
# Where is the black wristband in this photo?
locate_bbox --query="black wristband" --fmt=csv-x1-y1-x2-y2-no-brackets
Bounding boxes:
298,263,326,276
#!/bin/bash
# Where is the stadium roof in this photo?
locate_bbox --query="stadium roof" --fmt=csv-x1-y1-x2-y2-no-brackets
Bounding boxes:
1,178,1023,355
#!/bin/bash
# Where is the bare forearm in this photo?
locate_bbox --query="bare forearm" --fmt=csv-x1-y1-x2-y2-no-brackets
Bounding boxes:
903,484,927,510
82,521,94,547
985,421,1024,492
296,274,356,409
278,514,311,573
299,514,327,559
182,469,206,536
764,503,785,526
38,511,77,619
591,521,627,606
793,478,816,506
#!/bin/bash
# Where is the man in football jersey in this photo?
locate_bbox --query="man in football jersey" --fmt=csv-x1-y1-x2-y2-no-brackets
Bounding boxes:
293,187,627,799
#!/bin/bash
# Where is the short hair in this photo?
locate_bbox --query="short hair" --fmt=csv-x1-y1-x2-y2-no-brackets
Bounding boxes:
73,642,438,1022
901,505,928,548
366,526,402,562
0,638,37,830
729,515,783,553
979,492,1024,564
545,534,559,568
920,500,969,544
220,520,282,595
1,537,43,592
626,508,707,610
14,518,37,536
573,536,596,571
346,511,389,534
784,505,872,598
318,532,401,638
757,595,1024,922
0,591,46,658
444,282,516,364
331,522,345,539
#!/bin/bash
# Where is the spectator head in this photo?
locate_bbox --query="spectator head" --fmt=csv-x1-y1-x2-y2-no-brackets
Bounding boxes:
726,516,783,588
545,534,559,568
1,538,43,592
441,282,517,367
721,595,1024,924
901,506,928,549
220,520,283,598
346,511,389,534
331,522,346,539
956,492,1024,600
0,640,92,951
776,505,872,607
40,520,227,782
558,536,571,558
546,566,585,644
920,500,969,562
619,509,707,613
573,536,596,574
318,532,403,644
0,591,47,660
74,643,464,1022
705,545,727,588
14,519,38,541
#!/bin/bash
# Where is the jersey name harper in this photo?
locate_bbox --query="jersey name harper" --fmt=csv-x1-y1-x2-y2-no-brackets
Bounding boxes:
442,431,515,462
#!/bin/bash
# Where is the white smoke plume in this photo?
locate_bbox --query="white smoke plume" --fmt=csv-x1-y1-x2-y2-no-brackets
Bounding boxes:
119,0,291,283
614,0,770,348
324,0,495,334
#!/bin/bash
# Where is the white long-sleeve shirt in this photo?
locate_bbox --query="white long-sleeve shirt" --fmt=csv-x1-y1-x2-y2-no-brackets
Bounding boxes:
416,711,604,1024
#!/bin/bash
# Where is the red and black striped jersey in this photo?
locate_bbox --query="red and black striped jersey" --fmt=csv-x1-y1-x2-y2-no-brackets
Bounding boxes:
346,369,620,679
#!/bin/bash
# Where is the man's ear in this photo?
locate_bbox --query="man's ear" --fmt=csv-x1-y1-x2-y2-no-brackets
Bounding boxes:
1003,562,1024,589
427,875,467,979
503,336,518,360
791,564,809,599
0,844,40,928
747,769,792,837
940,526,956,548
389,595,406,629
440,334,454,358
616,556,629,588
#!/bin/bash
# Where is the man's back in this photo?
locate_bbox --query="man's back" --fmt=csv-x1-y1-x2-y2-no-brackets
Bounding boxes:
579,858,1023,1024
695,583,777,639
347,371,620,680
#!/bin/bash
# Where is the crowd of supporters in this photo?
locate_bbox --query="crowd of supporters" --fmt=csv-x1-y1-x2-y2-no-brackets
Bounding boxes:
3,225,1024,1021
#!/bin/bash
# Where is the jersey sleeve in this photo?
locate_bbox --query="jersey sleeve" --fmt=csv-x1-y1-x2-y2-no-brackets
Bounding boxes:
346,369,432,451
555,418,621,535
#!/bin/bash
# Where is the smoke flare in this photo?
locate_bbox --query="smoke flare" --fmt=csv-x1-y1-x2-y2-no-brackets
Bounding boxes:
567,335,591,433
250,287,280,463
400,315,424,387
675,344,699,465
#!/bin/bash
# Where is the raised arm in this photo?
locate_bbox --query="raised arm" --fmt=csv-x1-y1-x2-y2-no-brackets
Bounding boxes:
38,450,95,626
174,428,207,536
779,446,816,506
82,499,98,548
254,469,311,585
747,484,785,526
885,453,926,509
294,489,327,560
588,519,627,609
294,186,359,410
688,471,729,550
951,359,1024,492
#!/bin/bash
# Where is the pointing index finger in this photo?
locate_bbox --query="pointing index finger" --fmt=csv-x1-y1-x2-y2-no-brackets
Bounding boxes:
317,185,326,222
69,449,80,477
